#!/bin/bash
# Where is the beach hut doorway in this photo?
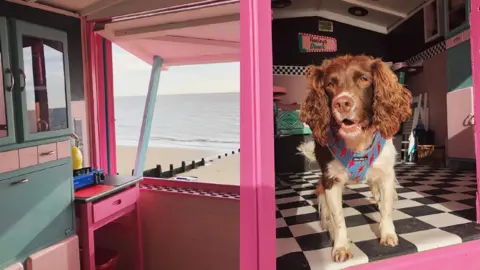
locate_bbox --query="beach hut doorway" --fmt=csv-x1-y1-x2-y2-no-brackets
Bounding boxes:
79,1,241,178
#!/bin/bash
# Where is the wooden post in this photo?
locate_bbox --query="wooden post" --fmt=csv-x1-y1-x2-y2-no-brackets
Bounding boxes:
181,161,186,172
133,56,163,176
156,165,162,177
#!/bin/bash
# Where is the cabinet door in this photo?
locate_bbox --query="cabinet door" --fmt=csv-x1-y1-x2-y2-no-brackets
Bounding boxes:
0,17,16,146
445,0,469,37
12,20,72,142
446,87,475,159
0,163,74,269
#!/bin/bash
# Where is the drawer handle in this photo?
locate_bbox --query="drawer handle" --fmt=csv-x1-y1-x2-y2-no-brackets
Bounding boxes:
40,150,56,156
113,199,122,205
453,37,461,43
11,179,29,185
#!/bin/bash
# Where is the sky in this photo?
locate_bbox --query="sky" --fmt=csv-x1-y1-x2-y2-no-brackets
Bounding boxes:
112,44,240,96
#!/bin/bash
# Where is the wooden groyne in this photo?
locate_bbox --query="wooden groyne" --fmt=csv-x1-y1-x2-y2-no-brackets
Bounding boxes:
137,148,240,178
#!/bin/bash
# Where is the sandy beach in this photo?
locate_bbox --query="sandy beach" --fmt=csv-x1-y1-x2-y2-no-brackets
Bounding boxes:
177,154,240,185
115,146,240,185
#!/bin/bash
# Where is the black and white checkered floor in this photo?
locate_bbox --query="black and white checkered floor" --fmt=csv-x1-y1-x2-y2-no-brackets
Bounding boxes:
276,163,480,270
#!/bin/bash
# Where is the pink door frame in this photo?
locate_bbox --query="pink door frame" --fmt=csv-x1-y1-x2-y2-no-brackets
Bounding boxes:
240,0,276,269
81,18,117,174
243,0,480,269
471,0,480,222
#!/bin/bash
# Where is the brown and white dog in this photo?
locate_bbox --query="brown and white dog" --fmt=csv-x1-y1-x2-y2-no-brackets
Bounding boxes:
297,55,412,262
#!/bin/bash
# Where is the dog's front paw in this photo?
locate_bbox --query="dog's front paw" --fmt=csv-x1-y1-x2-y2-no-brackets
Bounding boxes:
380,234,399,247
332,247,353,262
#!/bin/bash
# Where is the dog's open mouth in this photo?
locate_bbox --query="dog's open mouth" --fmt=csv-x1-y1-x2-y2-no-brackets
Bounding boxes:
342,119,355,126
339,119,360,132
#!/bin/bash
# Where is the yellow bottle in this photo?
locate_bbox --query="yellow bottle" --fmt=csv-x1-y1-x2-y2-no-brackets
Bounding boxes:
71,134,83,170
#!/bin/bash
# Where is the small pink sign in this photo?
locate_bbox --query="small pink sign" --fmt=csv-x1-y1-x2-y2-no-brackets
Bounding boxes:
298,33,337,53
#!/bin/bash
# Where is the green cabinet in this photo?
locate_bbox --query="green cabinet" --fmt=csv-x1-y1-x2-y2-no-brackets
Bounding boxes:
447,39,472,91
0,17,16,146
0,162,74,268
0,17,75,268
0,17,72,146
444,0,470,38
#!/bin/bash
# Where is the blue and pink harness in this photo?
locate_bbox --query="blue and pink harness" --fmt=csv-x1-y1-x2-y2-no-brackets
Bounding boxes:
327,126,387,182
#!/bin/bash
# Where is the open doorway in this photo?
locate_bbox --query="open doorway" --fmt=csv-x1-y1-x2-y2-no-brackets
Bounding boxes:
272,0,478,269
112,44,240,185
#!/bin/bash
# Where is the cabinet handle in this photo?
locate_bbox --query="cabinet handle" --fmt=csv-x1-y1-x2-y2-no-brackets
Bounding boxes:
18,69,26,91
11,179,29,185
463,113,474,126
5,68,14,92
470,114,475,125
40,150,56,156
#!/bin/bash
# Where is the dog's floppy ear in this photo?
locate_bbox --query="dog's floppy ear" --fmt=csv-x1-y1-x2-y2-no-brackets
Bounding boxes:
371,58,412,138
300,61,331,146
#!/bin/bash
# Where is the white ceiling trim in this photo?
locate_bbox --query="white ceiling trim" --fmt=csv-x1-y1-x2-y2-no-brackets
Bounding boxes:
273,9,388,34
340,0,407,18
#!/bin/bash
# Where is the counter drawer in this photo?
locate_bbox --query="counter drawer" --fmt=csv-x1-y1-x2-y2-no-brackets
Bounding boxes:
92,187,138,223
0,164,74,269
38,143,58,164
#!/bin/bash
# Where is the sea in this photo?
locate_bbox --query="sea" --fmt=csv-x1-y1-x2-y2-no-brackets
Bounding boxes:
114,92,240,152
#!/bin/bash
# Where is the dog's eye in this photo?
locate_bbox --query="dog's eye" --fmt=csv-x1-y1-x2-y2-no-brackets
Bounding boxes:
326,81,334,87
359,76,369,82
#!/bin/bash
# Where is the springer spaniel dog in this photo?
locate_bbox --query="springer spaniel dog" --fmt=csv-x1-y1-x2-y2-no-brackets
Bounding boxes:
297,55,412,262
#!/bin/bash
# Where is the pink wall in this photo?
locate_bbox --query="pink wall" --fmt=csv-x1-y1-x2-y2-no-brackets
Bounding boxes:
139,191,239,270
273,75,308,104
406,52,448,146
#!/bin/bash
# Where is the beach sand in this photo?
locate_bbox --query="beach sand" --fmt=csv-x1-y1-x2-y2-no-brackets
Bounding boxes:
115,146,240,186
177,154,240,186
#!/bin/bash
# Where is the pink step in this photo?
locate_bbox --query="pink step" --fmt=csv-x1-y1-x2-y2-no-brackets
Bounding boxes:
26,235,80,270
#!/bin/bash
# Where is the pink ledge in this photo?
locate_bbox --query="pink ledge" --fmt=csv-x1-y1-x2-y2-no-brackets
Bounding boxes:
348,240,480,270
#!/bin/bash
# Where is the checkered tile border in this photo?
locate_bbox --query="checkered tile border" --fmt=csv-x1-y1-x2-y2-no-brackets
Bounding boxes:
273,65,307,76
272,41,446,76
276,164,479,270
406,41,446,65
140,184,240,199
